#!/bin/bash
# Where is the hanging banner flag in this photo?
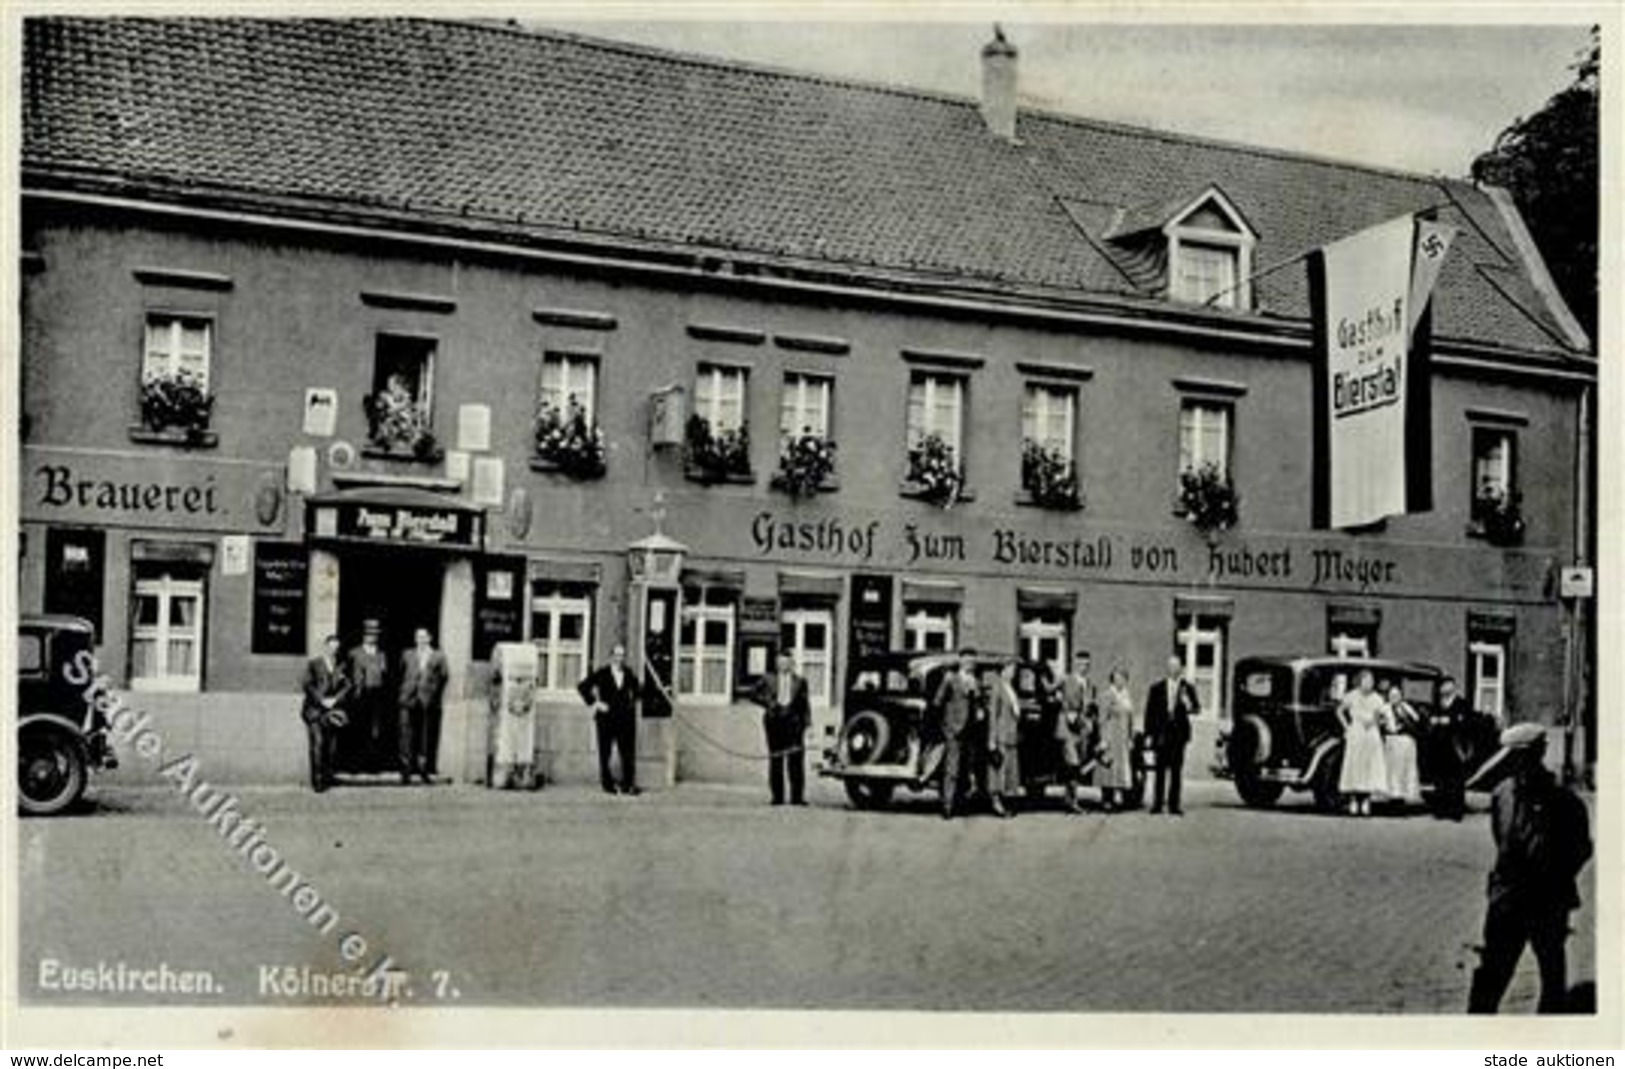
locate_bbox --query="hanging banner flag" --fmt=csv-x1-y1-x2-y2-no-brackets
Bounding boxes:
1310,215,1450,529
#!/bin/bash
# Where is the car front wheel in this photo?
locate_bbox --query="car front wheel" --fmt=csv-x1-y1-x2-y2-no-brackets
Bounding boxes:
18,726,88,816
838,711,892,767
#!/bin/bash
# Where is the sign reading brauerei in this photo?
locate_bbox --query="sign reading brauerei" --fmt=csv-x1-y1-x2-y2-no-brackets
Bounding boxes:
252,542,308,655
325,501,481,550
23,446,281,533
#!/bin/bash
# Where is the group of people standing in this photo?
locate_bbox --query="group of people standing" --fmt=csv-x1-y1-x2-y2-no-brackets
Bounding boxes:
299,621,449,792
934,648,1201,820
1335,667,1464,817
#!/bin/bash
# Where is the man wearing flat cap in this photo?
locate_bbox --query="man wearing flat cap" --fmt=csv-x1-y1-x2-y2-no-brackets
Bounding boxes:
1466,722,1592,1014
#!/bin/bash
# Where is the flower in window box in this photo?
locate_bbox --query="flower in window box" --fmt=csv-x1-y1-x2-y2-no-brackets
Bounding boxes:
1178,462,1239,536
362,375,442,461
905,432,964,508
685,414,751,483
1473,486,1525,546
770,431,837,498
1021,439,1083,511
139,368,215,441
533,398,607,479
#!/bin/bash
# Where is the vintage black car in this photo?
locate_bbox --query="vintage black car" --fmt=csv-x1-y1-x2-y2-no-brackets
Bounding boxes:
17,614,117,815
820,651,1084,809
1215,655,1500,813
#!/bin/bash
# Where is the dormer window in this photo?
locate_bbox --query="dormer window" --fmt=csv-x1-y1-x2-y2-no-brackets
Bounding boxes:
1164,191,1256,309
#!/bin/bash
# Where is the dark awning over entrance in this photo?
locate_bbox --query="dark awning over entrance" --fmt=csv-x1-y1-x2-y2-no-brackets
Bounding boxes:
305,486,485,553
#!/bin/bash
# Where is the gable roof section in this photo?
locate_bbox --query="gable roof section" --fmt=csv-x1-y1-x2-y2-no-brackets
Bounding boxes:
20,16,1589,360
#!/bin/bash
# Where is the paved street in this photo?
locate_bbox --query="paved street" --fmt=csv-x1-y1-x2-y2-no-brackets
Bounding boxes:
17,776,1594,1014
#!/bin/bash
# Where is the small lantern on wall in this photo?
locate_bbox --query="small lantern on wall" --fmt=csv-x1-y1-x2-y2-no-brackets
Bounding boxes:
627,532,687,586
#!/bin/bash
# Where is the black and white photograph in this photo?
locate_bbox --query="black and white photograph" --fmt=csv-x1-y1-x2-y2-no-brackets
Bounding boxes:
4,2,1617,1050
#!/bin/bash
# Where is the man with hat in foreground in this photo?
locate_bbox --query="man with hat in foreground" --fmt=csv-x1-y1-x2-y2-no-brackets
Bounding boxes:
347,618,391,771
1466,721,1592,1014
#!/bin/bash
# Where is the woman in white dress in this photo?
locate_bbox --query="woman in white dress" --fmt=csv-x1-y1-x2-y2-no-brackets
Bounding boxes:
1337,669,1389,816
1381,683,1423,809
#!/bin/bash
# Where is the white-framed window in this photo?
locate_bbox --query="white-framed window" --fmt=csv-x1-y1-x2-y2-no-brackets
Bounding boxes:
1175,613,1226,719
1329,631,1372,659
1171,241,1240,307
1179,398,1231,478
1019,613,1069,672
130,570,205,692
1470,638,1507,721
903,604,957,654
1472,427,1516,501
780,373,832,440
539,353,597,424
781,607,834,708
1022,383,1075,457
678,589,736,703
906,373,964,457
529,582,593,696
143,314,212,388
695,364,748,434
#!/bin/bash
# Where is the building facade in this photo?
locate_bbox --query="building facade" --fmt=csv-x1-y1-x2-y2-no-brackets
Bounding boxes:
17,18,1595,788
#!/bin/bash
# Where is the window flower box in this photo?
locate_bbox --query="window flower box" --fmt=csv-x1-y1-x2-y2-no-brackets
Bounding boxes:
685,414,753,485
531,399,606,479
1020,439,1083,511
770,432,837,498
136,369,216,446
1178,462,1239,536
903,433,965,508
1472,488,1525,546
361,383,442,463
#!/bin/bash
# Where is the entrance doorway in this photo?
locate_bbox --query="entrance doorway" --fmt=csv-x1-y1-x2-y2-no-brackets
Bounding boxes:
333,547,445,774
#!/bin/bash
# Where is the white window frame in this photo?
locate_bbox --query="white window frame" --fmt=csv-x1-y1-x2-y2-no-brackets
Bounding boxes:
1175,613,1226,720
1179,398,1231,479
1473,428,1516,499
143,313,212,389
1470,639,1507,721
781,607,835,709
1163,192,1256,309
374,333,437,420
780,373,832,440
695,365,748,435
1022,383,1076,459
540,353,598,424
1018,614,1069,673
907,373,964,458
903,605,957,654
679,593,736,704
129,572,205,692
529,584,594,697
1170,240,1241,307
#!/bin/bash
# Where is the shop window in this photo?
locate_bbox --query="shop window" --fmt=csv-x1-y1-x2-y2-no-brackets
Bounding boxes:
1175,612,1226,719
365,334,437,456
530,582,593,696
906,372,964,459
780,373,831,440
1329,631,1373,659
539,352,598,425
679,588,736,703
1018,612,1069,672
780,606,834,708
1469,638,1508,721
129,567,206,692
903,604,957,653
1178,398,1231,480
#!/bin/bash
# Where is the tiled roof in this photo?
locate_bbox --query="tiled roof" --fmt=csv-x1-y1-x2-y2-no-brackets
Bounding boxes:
20,16,1587,358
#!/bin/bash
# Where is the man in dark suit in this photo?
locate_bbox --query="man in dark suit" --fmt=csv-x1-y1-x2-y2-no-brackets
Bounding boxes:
397,626,449,784
1143,654,1200,816
1428,674,1471,821
753,650,811,806
933,648,982,820
577,642,643,795
346,618,390,771
300,634,351,793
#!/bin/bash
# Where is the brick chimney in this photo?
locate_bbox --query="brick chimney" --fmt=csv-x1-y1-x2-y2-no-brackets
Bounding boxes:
980,25,1018,142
